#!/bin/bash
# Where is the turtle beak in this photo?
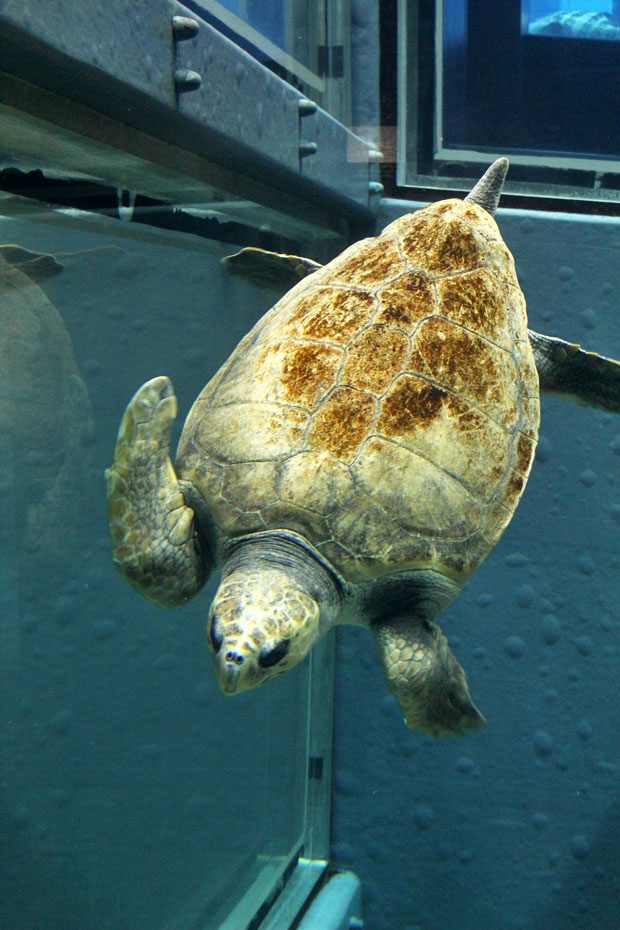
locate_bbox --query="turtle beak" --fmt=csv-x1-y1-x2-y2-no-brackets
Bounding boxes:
213,645,264,694
219,668,241,694
214,654,243,694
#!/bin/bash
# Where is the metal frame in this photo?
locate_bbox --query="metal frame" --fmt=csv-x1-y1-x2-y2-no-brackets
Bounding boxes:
187,0,353,126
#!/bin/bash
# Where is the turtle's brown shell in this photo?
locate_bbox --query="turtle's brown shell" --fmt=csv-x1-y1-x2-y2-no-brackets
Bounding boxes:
176,199,540,584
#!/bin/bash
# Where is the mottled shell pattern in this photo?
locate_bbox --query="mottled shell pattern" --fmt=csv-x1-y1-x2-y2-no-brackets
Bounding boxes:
176,199,540,585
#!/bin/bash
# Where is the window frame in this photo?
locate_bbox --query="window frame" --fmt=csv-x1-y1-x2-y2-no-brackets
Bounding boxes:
394,0,620,208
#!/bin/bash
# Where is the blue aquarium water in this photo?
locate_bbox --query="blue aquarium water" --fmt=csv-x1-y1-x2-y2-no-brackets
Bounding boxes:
3,1,620,929
4,192,620,930
524,1,620,39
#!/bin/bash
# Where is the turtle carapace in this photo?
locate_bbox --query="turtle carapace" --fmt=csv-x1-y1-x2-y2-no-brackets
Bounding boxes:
106,159,620,736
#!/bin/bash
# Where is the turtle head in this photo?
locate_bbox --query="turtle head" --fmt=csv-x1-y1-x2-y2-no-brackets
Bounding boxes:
207,567,323,694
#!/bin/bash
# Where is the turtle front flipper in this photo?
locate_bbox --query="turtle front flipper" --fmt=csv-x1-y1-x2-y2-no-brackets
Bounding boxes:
372,617,485,737
529,329,620,412
106,377,212,606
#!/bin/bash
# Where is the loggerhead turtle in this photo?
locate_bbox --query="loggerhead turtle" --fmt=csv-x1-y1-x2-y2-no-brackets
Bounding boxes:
106,159,620,736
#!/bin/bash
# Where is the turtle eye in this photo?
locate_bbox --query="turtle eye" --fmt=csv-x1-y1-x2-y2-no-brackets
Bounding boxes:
209,617,224,654
258,638,291,669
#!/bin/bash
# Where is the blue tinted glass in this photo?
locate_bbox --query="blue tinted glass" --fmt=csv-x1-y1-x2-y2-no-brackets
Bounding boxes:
212,0,286,51
440,0,620,159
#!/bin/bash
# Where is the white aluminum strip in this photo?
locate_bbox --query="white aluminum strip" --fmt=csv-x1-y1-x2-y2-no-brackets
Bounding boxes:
433,146,620,174
257,859,326,930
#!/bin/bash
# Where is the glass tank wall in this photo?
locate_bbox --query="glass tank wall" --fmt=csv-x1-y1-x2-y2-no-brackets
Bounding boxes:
189,0,353,124
0,191,336,930
0,1,376,926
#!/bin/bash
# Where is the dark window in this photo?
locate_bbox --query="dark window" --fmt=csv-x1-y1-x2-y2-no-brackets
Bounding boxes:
397,0,620,204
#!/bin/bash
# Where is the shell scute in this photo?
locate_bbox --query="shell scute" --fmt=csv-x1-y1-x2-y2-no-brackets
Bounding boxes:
258,499,331,546
293,286,377,342
341,325,409,393
407,318,520,430
375,374,511,500
516,432,536,475
212,339,343,411
502,470,527,512
375,272,435,331
520,394,540,438
192,402,308,464
436,268,512,349
279,341,344,409
221,461,278,512
277,451,354,515
326,484,396,561
399,214,488,275
352,436,481,540
320,235,405,287
306,387,376,463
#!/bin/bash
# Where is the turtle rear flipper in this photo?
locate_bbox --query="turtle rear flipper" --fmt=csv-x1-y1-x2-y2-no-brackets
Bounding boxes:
529,329,620,412
106,377,212,606
0,244,64,282
222,247,321,291
372,617,485,737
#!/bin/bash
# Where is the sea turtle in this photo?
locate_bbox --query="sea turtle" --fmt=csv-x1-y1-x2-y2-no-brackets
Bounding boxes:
106,159,620,736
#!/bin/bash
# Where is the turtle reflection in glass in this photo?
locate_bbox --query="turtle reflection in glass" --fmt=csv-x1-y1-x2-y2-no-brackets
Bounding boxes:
106,160,620,736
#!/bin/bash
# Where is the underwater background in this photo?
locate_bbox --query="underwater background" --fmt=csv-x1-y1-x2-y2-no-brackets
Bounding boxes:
4,178,620,930
2,2,620,929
